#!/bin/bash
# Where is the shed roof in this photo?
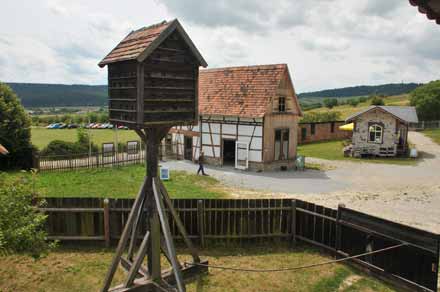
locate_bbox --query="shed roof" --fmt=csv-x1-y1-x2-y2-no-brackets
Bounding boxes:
98,19,207,67
198,64,302,118
346,106,419,123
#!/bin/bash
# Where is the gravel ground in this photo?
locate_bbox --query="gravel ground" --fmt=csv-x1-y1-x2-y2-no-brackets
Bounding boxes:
162,132,440,233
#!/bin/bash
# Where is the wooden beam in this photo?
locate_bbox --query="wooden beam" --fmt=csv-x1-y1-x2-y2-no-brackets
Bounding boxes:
101,178,147,292
124,231,150,287
152,178,185,292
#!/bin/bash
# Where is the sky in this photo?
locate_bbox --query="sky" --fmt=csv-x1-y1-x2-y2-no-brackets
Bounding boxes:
0,0,439,93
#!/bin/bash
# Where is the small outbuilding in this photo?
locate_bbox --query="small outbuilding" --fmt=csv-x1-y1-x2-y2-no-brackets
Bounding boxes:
346,106,418,157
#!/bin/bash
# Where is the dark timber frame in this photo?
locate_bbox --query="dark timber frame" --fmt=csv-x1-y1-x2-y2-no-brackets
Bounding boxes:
99,19,208,292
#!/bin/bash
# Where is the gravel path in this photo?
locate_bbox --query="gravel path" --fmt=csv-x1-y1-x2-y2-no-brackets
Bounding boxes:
162,132,440,233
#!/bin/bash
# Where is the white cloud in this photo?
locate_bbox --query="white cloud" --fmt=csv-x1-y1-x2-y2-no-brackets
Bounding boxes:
0,0,438,92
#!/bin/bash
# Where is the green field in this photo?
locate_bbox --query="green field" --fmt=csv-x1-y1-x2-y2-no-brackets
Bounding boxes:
304,94,410,120
298,140,418,165
5,165,227,199
0,245,394,292
31,127,139,150
423,129,440,145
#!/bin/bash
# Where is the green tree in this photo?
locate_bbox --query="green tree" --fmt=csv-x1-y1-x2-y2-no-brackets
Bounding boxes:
0,172,54,258
323,98,338,109
0,83,34,169
348,98,360,107
370,96,385,106
410,80,440,121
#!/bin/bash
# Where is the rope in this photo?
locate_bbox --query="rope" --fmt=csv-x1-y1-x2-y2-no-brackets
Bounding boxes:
184,243,407,273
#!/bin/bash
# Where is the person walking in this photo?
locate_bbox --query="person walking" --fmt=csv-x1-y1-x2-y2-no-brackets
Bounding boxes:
197,151,208,176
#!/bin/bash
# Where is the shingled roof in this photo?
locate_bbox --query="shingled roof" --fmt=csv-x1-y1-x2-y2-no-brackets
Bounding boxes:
409,0,440,24
346,106,419,124
99,19,207,67
198,64,301,118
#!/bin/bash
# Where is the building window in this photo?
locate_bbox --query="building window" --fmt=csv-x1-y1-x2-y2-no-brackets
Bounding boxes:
368,124,383,143
275,129,289,160
278,96,286,112
311,124,316,135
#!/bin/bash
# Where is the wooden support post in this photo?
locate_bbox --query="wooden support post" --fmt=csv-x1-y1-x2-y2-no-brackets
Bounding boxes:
291,200,297,247
103,198,110,248
101,179,147,292
197,200,205,248
124,231,150,287
335,204,345,253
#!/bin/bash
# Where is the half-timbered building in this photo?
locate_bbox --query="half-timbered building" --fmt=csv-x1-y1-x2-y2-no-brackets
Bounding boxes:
170,64,302,171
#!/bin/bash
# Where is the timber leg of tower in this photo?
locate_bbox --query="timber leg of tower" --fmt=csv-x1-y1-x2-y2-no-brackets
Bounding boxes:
101,128,208,292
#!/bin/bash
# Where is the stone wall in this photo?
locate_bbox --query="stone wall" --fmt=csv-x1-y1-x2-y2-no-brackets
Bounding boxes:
298,121,352,144
351,109,397,157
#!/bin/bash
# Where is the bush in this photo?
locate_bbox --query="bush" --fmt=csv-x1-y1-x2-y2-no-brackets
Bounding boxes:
0,172,54,258
410,80,440,121
370,96,385,106
0,83,34,170
40,128,98,157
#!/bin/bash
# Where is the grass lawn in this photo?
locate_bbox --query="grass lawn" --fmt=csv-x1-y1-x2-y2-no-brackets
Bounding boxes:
31,127,140,150
423,129,440,145
298,140,418,166
0,245,395,292
4,164,227,199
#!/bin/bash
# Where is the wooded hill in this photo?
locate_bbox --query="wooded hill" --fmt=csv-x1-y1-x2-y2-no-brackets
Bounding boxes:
7,82,422,107
298,83,422,99
7,83,107,107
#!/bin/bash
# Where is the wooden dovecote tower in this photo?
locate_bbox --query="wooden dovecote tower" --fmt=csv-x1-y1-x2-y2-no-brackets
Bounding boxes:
98,19,208,292
99,19,207,128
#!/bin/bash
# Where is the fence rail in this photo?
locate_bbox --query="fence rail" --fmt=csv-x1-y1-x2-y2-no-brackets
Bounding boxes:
410,120,440,130
36,141,180,171
41,197,439,292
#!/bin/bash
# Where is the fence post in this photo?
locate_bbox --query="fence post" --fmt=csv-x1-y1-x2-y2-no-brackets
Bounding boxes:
335,203,345,253
291,200,297,247
104,198,110,247
197,200,205,248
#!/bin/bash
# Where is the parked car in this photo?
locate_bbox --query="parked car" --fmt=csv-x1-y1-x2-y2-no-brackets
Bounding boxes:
51,123,63,129
67,124,79,129
92,123,101,129
58,123,67,129
85,123,95,129
46,123,56,129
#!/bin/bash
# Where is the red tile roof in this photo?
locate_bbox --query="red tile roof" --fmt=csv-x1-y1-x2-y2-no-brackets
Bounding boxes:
99,21,171,66
199,64,300,118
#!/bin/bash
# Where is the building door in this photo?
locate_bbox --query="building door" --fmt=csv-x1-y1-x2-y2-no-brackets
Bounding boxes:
301,128,307,142
235,141,249,170
275,129,289,160
184,136,192,160
222,139,236,166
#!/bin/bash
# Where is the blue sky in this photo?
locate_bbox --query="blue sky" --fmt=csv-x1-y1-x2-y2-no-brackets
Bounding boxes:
0,0,439,92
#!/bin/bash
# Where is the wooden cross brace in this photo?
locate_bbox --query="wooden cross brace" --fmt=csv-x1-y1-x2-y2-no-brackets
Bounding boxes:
101,127,208,292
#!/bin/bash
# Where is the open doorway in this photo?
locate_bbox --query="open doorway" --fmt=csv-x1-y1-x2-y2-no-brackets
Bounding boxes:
184,136,192,160
222,139,235,166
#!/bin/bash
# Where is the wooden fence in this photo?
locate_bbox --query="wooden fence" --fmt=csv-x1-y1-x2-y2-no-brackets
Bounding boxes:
410,120,440,130
36,142,179,171
41,198,439,292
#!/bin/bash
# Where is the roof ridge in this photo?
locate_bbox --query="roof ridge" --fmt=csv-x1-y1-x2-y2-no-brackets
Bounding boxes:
133,20,170,33
201,64,287,73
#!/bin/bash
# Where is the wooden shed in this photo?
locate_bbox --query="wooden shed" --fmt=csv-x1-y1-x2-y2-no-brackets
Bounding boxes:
99,19,207,128
171,64,303,171
346,106,418,157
